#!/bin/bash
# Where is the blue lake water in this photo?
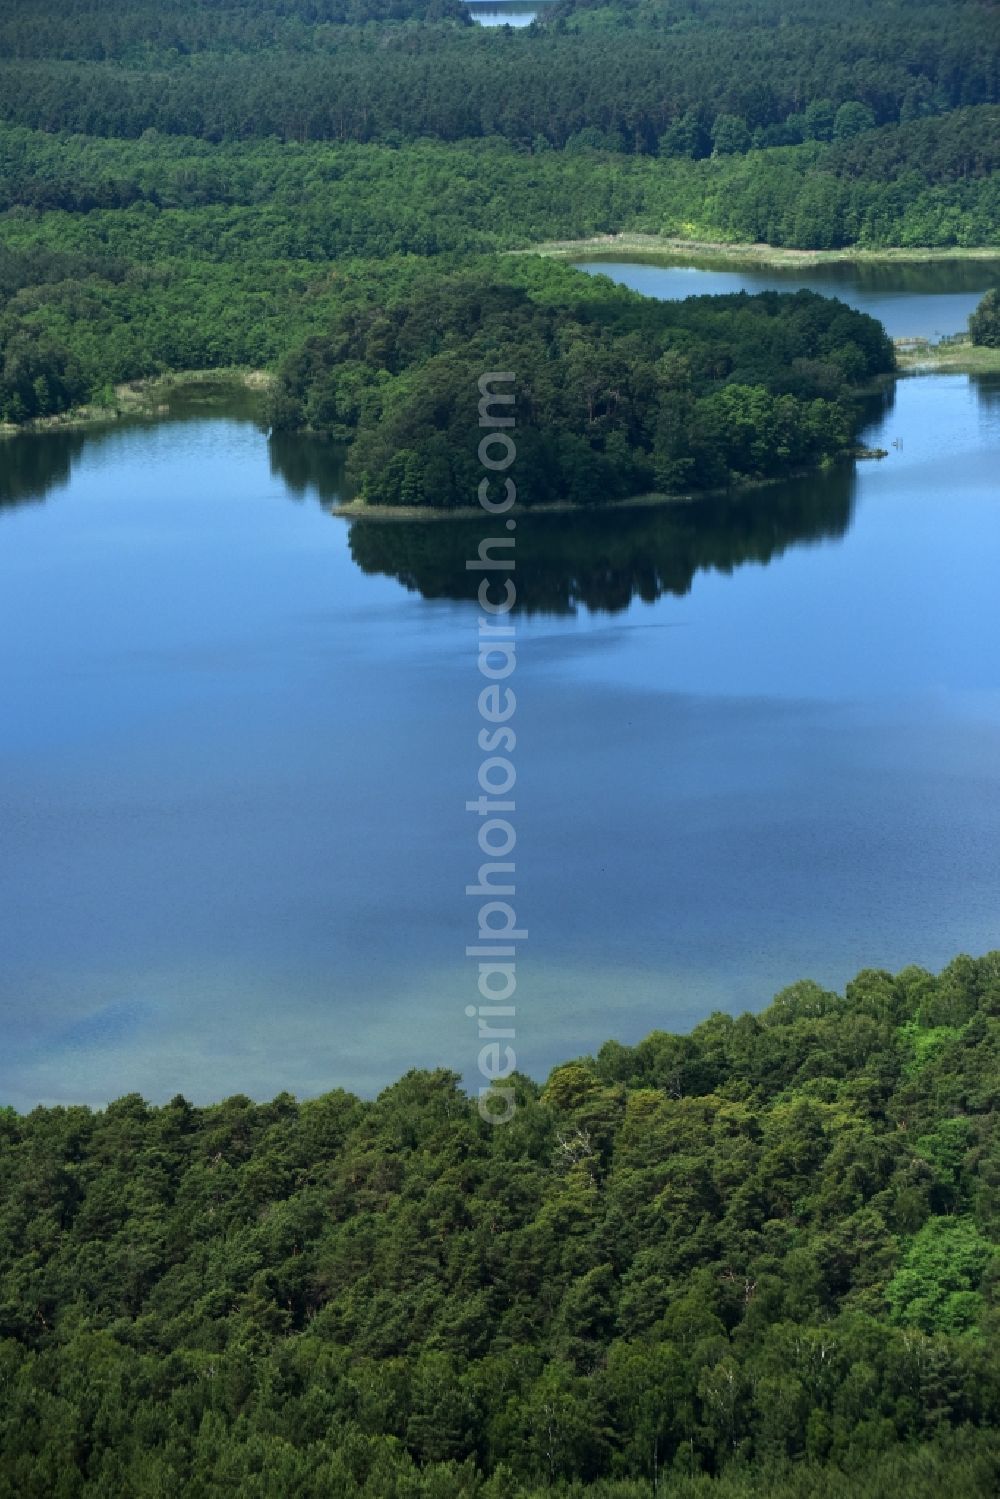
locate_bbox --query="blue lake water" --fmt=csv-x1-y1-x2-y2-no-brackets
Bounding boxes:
572,257,1000,340
1,275,1000,1109
465,1,542,26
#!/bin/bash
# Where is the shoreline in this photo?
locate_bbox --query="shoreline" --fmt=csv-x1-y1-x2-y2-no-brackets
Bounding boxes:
5,343,995,453
3,251,997,471
328,456,874,523
5,341,991,450
328,489,699,522
0,368,272,440
894,336,1000,375
520,233,1000,269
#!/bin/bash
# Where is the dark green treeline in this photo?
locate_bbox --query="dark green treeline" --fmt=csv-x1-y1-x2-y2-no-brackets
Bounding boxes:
4,955,1000,1496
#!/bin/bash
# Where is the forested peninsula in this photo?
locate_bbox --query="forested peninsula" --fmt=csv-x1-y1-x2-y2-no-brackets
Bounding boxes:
4,955,1000,1497
268,264,893,507
1,0,998,508
4,5,1000,1495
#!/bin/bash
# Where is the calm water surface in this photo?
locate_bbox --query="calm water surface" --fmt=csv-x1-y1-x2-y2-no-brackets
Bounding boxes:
573,258,1000,340
2,283,1000,1109
465,1,543,25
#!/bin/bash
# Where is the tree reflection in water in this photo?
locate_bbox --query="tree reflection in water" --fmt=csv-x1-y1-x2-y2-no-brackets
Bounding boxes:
346,464,859,616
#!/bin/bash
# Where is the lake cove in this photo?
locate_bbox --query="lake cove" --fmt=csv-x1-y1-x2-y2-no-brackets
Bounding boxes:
570,255,1000,340
1,266,999,1109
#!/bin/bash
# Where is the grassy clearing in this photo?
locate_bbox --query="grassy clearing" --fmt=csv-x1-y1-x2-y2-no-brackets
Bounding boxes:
895,337,1000,374
522,234,1000,270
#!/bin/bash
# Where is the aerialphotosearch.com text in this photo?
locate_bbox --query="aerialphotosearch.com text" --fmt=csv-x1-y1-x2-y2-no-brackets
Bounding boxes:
466,371,521,1125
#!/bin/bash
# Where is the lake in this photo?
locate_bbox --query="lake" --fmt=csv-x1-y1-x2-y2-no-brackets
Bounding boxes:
572,256,1000,340
2,269,1000,1110
465,1,545,26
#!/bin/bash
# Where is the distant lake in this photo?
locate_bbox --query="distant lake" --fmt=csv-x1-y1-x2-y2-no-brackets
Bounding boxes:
572,257,1000,340
465,1,543,26
2,271,1000,1110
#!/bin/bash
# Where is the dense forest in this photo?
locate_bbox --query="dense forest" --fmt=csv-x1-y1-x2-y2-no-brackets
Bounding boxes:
0,233,895,503
971,288,1000,346
0,0,996,153
4,6,1000,1495
3,112,997,261
3,954,1000,1495
267,262,893,505
0,0,998,446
